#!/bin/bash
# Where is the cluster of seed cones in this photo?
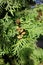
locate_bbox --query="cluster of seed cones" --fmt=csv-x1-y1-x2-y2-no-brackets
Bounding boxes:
16,19,26,39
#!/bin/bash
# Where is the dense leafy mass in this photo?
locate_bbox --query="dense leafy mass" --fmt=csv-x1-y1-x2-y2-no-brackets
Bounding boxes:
0,0,43,65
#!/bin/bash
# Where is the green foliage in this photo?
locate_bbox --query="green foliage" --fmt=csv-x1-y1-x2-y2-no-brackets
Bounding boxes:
0,0,43,65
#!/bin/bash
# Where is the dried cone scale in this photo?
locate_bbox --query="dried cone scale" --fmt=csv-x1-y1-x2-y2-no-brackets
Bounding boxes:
16,26,23,33
21,31,26,35
17,34,23,39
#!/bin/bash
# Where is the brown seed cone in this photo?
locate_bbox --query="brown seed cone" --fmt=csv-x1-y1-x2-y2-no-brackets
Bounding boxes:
21,31,26,35
16,19,20,24
17,34,23,39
